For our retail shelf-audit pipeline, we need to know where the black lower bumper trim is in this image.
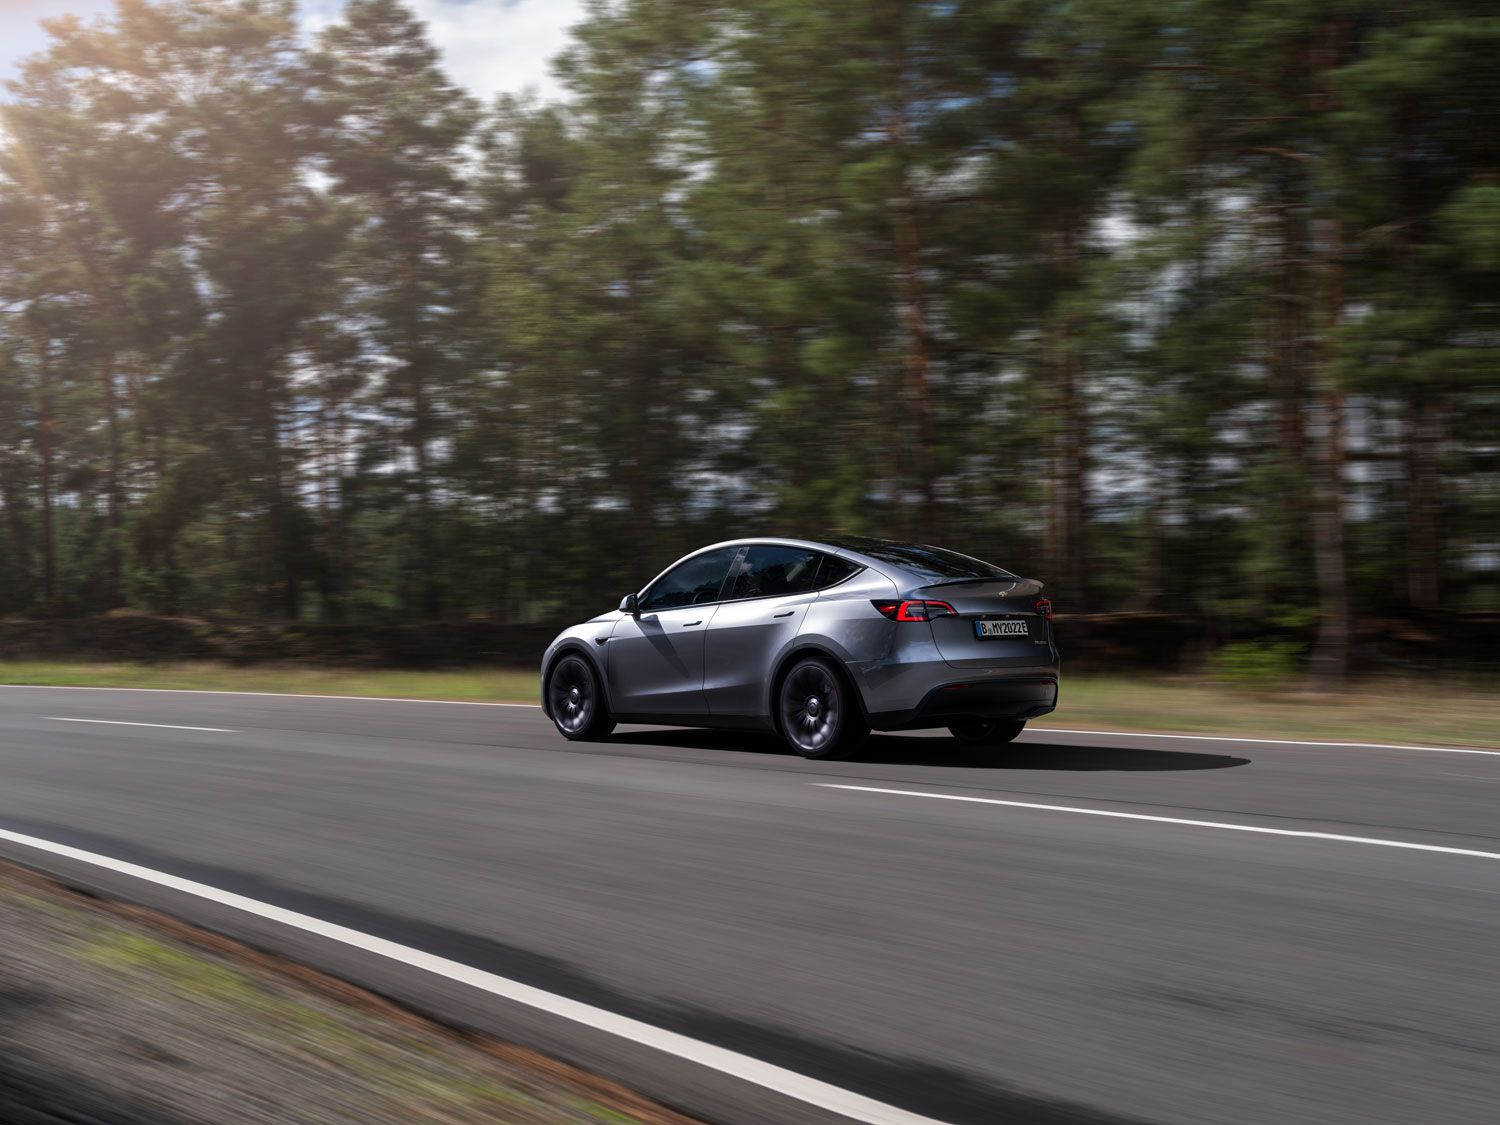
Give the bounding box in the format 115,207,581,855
869,677,1058,731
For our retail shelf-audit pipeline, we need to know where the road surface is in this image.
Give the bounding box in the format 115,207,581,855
0,685,1497,1124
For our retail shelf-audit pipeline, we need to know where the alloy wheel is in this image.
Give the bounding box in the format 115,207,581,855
548,656,596,736
781,661,842,755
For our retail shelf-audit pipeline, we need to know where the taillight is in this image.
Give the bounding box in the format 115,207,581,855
872,599,957,622
1035,598,1053,621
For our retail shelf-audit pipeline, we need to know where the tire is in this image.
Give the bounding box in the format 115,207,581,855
948,719,1026,745
777,657,867,760
545,654,616,741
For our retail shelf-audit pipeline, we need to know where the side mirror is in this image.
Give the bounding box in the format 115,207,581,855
619,593,639,615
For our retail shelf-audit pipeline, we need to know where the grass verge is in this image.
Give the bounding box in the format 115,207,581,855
1044,675,1496,749
0,660,1493,748
0,659,539,703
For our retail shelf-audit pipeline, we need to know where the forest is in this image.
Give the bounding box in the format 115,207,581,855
0,0,1495,682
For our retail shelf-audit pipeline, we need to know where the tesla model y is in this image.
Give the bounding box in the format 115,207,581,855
541,536,1058,758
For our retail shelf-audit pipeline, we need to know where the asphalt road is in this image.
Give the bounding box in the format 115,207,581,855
1,686,1497,1125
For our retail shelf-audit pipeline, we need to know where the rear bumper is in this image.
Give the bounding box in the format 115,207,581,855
867,676,1058,731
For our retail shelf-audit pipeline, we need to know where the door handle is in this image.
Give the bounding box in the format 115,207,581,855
682,620,702,627
772,610,794,618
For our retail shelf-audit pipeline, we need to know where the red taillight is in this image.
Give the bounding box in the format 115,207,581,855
1035,598,1053,621
872,599,957,622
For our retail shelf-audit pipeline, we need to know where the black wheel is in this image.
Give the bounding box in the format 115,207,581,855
948,719,1026,745
546,655,615,741
777,657,867,760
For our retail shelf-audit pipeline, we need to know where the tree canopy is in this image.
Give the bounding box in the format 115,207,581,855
1,0,1495,680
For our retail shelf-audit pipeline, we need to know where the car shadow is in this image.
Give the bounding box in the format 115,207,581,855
609,728,1249,771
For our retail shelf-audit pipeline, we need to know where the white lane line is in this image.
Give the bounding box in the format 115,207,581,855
0,828,941,1125
10,685,536,707
45,717,237,734
818,784,1500,863
1029,727,1500,757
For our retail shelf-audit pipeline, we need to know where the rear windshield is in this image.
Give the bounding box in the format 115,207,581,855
827,538,1014,582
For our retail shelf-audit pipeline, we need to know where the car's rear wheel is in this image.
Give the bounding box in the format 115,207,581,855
546,654,616,741
948,718,1026,745
778,657,867,759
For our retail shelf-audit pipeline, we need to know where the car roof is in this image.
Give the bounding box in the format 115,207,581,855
689,534,881,556
686,534,939,570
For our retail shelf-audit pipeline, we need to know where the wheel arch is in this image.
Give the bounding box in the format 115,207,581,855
766,642,868,731
541,643,612,720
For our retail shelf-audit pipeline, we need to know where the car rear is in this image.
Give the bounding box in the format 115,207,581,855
823,538,1059,730
905,577,1053,670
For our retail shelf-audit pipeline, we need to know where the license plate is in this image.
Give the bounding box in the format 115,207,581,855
975,618,1028,639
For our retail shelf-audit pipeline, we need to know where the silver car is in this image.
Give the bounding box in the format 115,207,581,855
540,536,1059,759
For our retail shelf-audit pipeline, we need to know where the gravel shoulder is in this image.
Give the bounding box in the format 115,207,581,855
0,862,694,1125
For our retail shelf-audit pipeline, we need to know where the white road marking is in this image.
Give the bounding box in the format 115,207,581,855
819,784,1500,863
1028,727,1500,756
45,717,237,733
0,828,942,1125
13,685,537,707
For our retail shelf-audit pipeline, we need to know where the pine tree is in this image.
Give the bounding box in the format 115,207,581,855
316,0,479,619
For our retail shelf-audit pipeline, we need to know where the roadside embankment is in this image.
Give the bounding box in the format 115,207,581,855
0,862,692,1125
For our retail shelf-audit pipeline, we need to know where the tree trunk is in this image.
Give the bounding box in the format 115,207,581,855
412,378,440,620
336,435,353,624
0,472,33,613
100,356,123,607
1138,465,1165,611
1047,311,1088,610
1306,18,1354,687
1307,215,1349,687
1405,395,1441,609
1269,172,1310,592
1395,93,1440,612
81,239,126,609
888,29,936,539
398,228,441,621
895,190,936,539
37,343,57,618
891,156,936,540
256,363,296,619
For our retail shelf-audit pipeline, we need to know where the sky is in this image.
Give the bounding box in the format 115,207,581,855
0,0,585,101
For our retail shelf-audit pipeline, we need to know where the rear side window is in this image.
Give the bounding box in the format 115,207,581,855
814,555,861,588
728,545,822,600
726,547,864,600
642,547,740,611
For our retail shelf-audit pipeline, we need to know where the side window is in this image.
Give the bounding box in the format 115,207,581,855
640,548,739,612
813,555,861,589
728,545,822,600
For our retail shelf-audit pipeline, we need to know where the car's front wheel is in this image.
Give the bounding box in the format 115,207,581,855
546,654,616,741
778,657,867,759
948,718,1026,745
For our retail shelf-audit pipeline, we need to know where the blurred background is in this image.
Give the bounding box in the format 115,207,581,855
0,0,1495,684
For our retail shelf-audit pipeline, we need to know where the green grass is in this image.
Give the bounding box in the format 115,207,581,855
0,660,538,703
1,660,1494,748
1043,675,1497,749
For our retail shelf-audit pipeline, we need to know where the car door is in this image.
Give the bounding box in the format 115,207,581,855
703,545,826,717
606,546,741,717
